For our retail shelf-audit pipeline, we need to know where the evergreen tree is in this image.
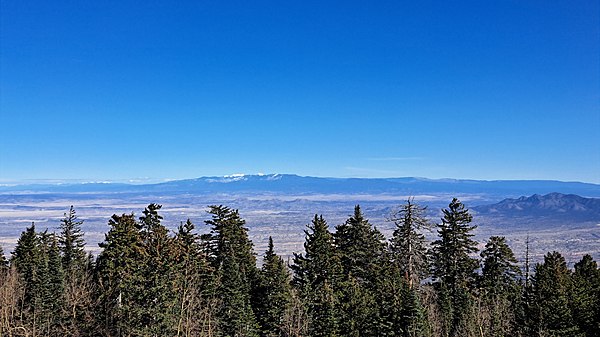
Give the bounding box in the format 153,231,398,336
430,198,479,337
389,198,432,288
58,205,87,276
136,203,178,336
95,213,145,336
533,251,581,336
11,224,66,334
479,236,521,336
334,205,386,285
205,205,260,337
11,222,42,311
337,273,378,337
515,235,536,336
400,282,429,337
480,236,520,293
255,237,293,337
386,199,432,337
42,233,66,334
172,219,216,336
291,214,342,337
375,259,406,336
571,254,600,337
219,246,261,336
333,205,385,336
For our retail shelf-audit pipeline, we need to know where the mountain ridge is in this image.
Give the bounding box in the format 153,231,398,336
473,192,600,222
1,174,600,198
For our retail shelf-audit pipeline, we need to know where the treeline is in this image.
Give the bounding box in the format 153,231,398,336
0,199,599,337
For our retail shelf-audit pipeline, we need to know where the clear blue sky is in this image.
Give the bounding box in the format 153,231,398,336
1,1,599,183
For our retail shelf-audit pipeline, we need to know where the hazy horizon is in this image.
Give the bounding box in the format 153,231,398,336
1,172,600,187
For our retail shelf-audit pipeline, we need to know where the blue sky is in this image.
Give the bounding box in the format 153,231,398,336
1,1,599,183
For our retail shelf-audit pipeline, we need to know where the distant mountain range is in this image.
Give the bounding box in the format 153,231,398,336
473,193,600,222
2,174,600,199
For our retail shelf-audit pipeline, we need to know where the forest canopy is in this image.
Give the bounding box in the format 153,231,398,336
1,199,599,337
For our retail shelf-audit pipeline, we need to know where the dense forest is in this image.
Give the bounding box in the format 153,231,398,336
0,198,599,337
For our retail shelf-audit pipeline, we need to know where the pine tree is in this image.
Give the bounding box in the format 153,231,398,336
95,213,145,336
389,198,432,288
400,283,429,337
255,237,293,337
375,259,406,336
480,236,520,293
58,205,87,276
386,198,432,337
291,214,342,337
571,254,600,337
205,205,260,337
334,205,386,285
42,233,66,335
533,251,581,336
220,246,261,336
333,205,385,336
430,198,479,337
172,219,216,336
137,203,178,336
337,273,379,337
479,236,521,336
11,222,42,311
515,235,536,336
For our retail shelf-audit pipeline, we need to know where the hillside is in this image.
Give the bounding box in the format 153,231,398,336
473,192,600,222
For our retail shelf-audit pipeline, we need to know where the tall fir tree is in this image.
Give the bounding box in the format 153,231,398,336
255,237,293,337
386,199,432,336
291,214,342,337
334,205,386,285
430,198,479,337
42,233,66,335
479,236,521,336
58,205,87,276
533,251,581,336
205,205,260,337
11,222,42,312
136,203,178,336
333,205,385,336
389,198,432,288
95,213,146,336
172,219,217,336
571,254,600,337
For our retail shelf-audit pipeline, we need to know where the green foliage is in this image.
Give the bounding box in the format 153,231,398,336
389,198,432,288
533,251,581,336
571,254,600,337
95,213,145,336
3,201,597,337
255,237,293,337
11,223,42,310
430,198,479,337
337,274,379,336
172,219,217,336
291,214,342,337
480,236,520,293
479,236,521,336
10,224,66,334
334,205,386,286
205,205,260,336
334,205,386,336
375,261,406,336
58,205,87,276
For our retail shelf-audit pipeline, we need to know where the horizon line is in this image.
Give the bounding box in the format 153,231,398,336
0,173,599,187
